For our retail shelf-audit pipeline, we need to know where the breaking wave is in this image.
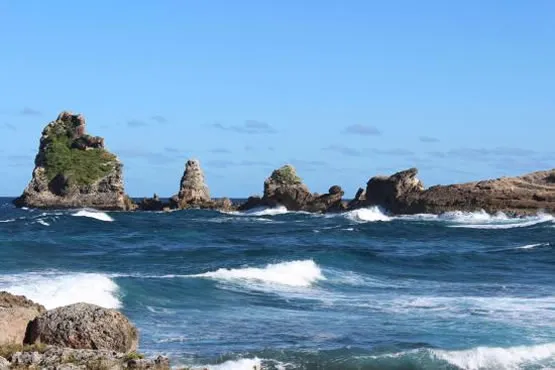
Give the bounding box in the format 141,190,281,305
448,212,553,229
0,272,121,309
344,207,391,222
72,209,114,222
191,260,325,287
430,342,555,370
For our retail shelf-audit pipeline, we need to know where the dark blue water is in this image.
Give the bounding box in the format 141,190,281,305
1,198,554,369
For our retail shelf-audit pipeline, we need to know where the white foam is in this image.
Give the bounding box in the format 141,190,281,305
344,207,391,222
206,358,262,370
242,205,289,216
450,213,553,229
0,272,121,309
36,219,50,226
72,209,114,222
192,260,325,287
516,243,548,250
431,342,555,370
0,219,15,223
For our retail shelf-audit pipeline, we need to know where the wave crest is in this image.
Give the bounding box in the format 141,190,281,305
193,260,325,287
344,207,391,222
0,272,121,309
72,209,114,222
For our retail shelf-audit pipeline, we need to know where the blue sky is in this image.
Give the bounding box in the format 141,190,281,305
1,0,554,197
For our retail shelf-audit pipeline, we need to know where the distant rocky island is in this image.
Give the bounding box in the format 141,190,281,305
14,111,555,215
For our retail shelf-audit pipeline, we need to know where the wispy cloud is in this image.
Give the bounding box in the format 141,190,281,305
322,145,362,157
127,119,148,128
151,115,168,124
419,136,440,143
20,107,41,116
4,123,16,131
342,124,381,136
164,147,181,153
210,120,276,134
116,148,177,165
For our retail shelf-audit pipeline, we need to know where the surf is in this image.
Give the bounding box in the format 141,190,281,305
0,272,121,309
72,209,114,222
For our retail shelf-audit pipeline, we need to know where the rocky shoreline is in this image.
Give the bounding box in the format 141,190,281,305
13,111,555,216
0,292,170,370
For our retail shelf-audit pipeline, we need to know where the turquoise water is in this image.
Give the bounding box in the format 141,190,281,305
1,199,554,369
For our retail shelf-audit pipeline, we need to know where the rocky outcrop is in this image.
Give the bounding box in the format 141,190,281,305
238,165,345,212
352,167,555,215
25,303,138,353
14,111,134,210
169,159,210,208
138,194,165,211
0,292,46,346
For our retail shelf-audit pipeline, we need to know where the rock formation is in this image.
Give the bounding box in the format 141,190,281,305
351,167,555,215
0,291,168,369
169,159,210,208
14,111,134,210
0,292,45,346
25,303,138,353
238,164,346,212
138,193,165,211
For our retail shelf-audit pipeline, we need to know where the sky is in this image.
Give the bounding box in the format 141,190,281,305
0,0,554,197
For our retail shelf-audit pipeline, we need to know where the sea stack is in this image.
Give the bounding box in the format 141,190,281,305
350,167,555,215
14,111,134,210
239,164,345,212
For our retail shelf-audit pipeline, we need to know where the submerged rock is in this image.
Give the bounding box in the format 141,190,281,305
25,302,138,353
351,167,555,215
239,164,345,212
14,111,134,210
0,291,46,346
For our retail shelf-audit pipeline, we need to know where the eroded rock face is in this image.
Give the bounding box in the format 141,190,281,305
169,159,210,209
351,167,555,215
403,168,555,215
239,165,345,212
138,194,164,211
25,303,138,353
361,168,424,213
0,292,46,346
14,111,134,210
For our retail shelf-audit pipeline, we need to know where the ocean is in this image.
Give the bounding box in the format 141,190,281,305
0,197,554,369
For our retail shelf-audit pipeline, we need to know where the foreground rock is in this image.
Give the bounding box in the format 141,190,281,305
352,168,555,215
14,111,135,210
4,346,169,370
0,292,45,346
25,303,138,353
239,164,346,212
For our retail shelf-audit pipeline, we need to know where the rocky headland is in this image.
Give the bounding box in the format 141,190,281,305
14,112,134,211
0,292,169,370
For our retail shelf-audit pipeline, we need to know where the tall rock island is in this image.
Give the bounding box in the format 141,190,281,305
14,111,134,210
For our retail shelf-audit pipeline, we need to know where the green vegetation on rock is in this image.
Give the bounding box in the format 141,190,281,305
43,131,116,186
270,164,302,185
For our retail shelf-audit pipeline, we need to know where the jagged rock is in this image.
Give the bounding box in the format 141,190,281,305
362,168,424,213
138,194,165,211
169,159,211,209
8,346,169,370
25,303,138,353
352,167,555,215
239,165,345,212
306,185,346,212
14,111,134,210
0,291,46,346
